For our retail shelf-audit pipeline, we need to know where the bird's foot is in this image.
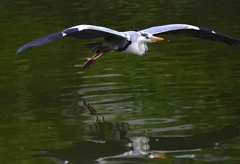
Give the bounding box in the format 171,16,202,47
82,54,98,69
82,58,95,69
82,53,104,70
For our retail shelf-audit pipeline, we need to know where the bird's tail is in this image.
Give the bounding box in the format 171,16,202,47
84,42,103,53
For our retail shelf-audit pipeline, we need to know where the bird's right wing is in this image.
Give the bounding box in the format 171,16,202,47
17,25,128,53
141,24,240,46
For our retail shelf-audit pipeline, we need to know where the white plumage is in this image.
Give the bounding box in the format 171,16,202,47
17,24,240,69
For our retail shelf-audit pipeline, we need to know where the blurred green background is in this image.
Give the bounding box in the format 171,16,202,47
1,0,240,163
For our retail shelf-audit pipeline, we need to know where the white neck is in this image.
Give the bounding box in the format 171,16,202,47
138,40,148,56
122,37,148,56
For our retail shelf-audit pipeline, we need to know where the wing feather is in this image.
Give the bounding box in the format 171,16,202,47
141,24,240,46
17,25,128,53
16,31,63,53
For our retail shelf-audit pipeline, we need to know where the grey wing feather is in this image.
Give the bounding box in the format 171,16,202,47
63,25,126,40
84,42,103,53
141,24,240,46
17,25,128,53
16,31,63,53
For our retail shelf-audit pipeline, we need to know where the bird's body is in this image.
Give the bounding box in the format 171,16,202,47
17,24,240,69
123,31,149,56
84,30,149,56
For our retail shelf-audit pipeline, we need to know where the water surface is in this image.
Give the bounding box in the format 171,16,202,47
1,0,240,163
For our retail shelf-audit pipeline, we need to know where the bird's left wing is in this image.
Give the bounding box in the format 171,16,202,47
17,25,128,53
141,24,240,46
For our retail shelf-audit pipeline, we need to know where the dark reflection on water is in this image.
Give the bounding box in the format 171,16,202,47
1,0,240,164
31,100,240,164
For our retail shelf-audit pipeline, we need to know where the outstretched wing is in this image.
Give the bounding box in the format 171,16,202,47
141,24,240,46
16,25,128,53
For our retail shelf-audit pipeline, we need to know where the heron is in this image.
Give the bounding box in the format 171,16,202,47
17,24,240,69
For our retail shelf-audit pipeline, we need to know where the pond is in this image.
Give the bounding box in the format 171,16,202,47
1,0,240,163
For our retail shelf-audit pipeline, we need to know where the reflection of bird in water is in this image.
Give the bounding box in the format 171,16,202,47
100,116,130,131
83,100,130,133
100,116,114,131
87,116,108,133
148,152,166,158
88,116,101,132
87,115,130,133
83,100,114,132
95,116,109,132
32,124,240,163
82,100,97,115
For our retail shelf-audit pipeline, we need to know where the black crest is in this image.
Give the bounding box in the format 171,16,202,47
140,33,148,37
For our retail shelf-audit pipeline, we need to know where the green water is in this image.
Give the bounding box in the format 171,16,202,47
1,0,240,163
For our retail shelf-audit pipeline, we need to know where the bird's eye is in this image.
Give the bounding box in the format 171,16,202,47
146,36,149,39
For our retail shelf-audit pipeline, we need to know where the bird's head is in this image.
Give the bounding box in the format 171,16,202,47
139,32,164,43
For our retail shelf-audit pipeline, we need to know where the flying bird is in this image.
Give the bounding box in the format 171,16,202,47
17,24,240,69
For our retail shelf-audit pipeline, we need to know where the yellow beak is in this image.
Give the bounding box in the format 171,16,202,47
149,36,164,41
